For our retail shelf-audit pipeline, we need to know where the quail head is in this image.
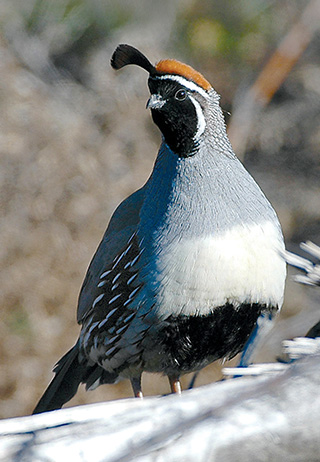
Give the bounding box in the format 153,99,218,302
33,44,286,413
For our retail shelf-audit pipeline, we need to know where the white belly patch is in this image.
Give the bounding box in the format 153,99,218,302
143,221,286,317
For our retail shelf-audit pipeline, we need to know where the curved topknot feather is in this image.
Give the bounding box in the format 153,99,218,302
111,44,155,74
111,44,212,93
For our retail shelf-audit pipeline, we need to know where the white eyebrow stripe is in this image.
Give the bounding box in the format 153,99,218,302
154,74,210,99
189,95,206,140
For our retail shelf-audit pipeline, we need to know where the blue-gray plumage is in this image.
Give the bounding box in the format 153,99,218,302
33,45,286,413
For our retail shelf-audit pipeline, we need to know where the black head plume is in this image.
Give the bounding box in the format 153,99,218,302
111,44,156,75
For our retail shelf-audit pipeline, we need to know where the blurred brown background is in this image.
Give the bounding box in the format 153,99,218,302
1,0,320,418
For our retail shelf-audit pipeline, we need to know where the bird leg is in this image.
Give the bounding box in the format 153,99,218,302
168,375,182,394
131,376,143,398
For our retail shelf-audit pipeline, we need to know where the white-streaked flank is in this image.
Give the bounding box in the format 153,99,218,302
92,293,104,308
108,294,122,305
100,269,111,279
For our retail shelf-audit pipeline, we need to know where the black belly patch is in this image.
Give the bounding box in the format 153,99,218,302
155,303,277,374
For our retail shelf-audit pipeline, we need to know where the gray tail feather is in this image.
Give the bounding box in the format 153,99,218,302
33,342,84,414
33,341,119,414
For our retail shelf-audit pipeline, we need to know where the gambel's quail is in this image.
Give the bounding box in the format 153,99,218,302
33,44,286,413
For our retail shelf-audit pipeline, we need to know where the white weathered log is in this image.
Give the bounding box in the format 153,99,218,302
284,241,320,286
0,354,320,462
282,336,320,359
223,337,320,375
223,362,287,376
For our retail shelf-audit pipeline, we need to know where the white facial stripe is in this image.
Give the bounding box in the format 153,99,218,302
154,74,209,99
189,95,206,140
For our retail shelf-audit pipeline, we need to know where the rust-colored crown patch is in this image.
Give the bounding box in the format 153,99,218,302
155,59,212,91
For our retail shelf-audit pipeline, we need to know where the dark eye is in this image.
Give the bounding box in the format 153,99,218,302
175,89,187,101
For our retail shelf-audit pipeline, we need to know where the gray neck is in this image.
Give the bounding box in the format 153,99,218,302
139,121,279,244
